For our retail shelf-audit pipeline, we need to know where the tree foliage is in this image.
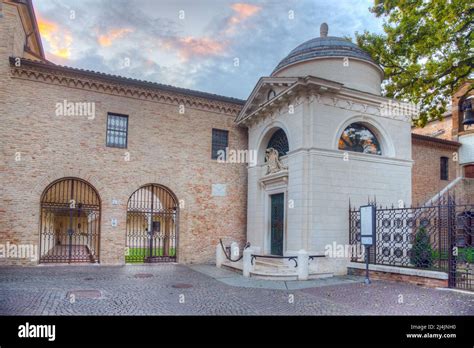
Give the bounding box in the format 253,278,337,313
410,227,433,268
356,0,473,126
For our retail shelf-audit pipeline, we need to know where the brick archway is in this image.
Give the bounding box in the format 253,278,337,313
125,184,179,263
39,177,101,263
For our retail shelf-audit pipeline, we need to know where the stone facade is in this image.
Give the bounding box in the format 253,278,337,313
0,1,247,266
238,27,413,275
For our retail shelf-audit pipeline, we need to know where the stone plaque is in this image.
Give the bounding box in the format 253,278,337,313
212,184,227,197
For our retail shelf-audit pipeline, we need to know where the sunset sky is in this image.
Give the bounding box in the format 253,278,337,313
33,0,383,99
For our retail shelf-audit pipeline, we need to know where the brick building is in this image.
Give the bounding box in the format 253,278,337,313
411,81,474,205
411,134,460,204
1,0,247,265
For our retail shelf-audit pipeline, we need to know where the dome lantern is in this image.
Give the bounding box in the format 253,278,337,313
320,23,328,38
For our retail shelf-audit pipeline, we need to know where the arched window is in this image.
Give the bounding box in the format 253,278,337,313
267,89,276,100
338,123,381,155
460,96,474,130
267,128,289,157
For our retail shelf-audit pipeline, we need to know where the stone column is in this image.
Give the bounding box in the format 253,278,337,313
297,249,309,280
216,243,225,268
243,248,254,277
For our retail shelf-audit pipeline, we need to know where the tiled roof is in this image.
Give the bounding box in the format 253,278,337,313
11,57,246,106
412,133,461,147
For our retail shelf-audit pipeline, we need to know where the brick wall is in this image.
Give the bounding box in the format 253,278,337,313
0,3,248,265
452,82,474,138
411,135,460,205
412,116,453,140
347,268,448,288
453,178,474,204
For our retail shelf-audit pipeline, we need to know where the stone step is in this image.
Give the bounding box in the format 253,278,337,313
220,260,334,281
254,258,289,269
251,269,334,281
308,273,334,280
254,266,297,274
250,269,298,281
254,256,285,264
221,261,243,272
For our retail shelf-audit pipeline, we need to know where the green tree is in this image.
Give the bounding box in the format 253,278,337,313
356,0,473,126
410,227,434,268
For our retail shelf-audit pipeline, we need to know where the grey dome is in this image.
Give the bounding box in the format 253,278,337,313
272,25,378,75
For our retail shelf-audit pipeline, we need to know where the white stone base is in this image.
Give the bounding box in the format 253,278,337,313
347,262,448,280
309,257,349,276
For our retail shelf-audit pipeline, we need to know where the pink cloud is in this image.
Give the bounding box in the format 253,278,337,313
37,16,73,59
161,36,227,61
98,28,134,47
228,3,261,28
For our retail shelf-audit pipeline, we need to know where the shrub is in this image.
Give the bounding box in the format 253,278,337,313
458,247,474,263
410,227,433,268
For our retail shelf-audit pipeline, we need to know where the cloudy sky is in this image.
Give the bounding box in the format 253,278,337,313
33,0,384,99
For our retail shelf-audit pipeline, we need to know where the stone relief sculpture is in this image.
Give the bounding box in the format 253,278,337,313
265,148,287,174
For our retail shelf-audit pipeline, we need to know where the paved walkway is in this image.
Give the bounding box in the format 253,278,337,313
0,264,472,315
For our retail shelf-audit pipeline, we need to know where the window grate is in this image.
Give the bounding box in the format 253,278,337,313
211,129,228,160
106,113,128,148
267,129,289,157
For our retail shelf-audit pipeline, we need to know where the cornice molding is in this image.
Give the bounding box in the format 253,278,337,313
239,77,413,126
10,63,242,116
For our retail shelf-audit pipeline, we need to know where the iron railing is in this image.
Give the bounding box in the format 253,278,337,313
251,254,298,267
219,239,250,262
250,254,325,268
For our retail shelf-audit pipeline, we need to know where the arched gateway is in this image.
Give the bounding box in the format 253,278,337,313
126,184,179,263
39,178,101,263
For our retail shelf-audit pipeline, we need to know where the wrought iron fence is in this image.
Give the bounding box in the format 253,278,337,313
349,195,474,291
450,201,474,290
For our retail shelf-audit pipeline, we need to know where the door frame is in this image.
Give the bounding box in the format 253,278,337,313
265,189,287,255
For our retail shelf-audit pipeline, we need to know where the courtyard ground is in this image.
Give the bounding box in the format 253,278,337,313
0,264,472,315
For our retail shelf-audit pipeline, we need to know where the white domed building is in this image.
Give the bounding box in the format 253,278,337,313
236,24,413,276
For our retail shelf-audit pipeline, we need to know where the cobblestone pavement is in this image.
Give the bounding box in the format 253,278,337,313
0,264,472,315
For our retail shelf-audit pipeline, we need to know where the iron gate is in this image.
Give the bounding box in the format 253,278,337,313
450,200,474,290
126,184,178,263
40,178,101,263
349,196,474,291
